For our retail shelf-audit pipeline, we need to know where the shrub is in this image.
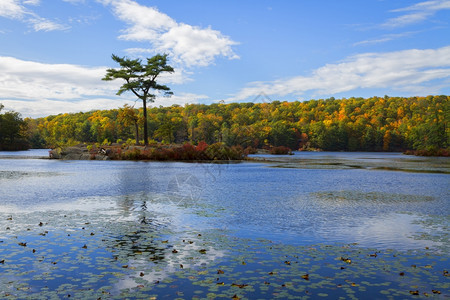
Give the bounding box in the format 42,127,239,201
244,146,257,155
104,142,248,161
231,145,245,159
125,138,136,146
181,143,197,160
196,141,209,152
122,147,141,160
205,142,245,160
269,146,292,155
404,148,449,157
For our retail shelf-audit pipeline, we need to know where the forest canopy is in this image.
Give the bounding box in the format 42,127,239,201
20,95,450,153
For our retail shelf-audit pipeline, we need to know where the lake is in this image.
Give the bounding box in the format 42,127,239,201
0,150,448,299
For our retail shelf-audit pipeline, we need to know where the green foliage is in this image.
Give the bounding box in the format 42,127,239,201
25,95,449,152
0,104,29,150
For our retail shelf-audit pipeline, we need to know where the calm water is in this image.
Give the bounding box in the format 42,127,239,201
0,151,448,298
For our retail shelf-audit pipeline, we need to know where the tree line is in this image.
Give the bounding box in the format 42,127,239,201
22,95,448,152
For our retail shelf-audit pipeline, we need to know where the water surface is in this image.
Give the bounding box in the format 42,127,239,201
0,151,448,298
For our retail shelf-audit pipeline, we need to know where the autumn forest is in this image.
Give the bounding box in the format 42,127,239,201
0,95,437,154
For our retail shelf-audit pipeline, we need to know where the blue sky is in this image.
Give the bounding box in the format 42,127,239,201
0,0,449,118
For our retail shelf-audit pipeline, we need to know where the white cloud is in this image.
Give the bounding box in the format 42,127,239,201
229,46,450,101
353,31,419,46
0,0,69,31
108,0,239,68
30,17,70,31
0,0,26,19
0,56,117,101
392,0,450,12
382,0,450,28
23,0,40,5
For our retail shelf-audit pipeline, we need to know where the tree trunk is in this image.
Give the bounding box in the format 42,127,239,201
134,121,139,145
143,98,148,146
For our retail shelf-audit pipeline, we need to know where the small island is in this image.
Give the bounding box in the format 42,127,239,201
49,142,247,161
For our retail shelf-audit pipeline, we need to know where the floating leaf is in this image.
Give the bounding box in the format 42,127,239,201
231,283,248,288
340,257,352,264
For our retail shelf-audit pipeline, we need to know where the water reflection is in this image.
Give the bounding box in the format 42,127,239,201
0,149,50,158
0,192,228,296
111,228,166,261
0,153,448,252
318,212,444,250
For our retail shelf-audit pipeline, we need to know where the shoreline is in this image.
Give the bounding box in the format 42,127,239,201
2,147,448,161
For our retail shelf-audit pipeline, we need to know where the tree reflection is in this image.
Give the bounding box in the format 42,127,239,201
111,194,167,262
